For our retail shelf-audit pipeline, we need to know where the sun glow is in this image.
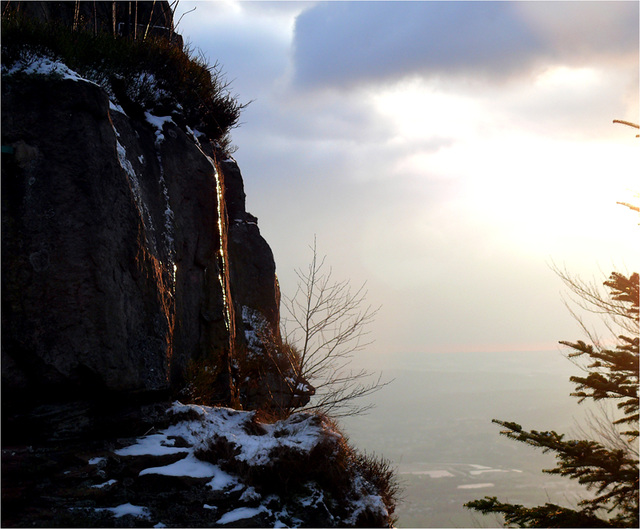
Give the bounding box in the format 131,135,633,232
535,65,601,88
365,78,640,277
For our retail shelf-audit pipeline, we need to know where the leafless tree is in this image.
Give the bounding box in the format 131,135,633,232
551,262,638,346
279,238,389,417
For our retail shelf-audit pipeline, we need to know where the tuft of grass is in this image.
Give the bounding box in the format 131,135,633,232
179,354,224,406
353,450,401,526
195,433,241,464
1,12,247,152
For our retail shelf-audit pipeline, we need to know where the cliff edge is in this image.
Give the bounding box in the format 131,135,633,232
0,3,396,526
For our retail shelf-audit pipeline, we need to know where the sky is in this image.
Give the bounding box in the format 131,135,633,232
174,1,639,360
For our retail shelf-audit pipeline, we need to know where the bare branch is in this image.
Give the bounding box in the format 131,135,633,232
279,237,387,417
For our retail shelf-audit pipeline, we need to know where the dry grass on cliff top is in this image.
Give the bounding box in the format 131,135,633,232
1,11,247,151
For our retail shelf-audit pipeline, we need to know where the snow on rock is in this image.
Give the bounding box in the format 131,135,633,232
2,55,98,85
91,479,117,489
142,111,177,273
144,112,174,145
140,453,219,478
241,306,270,358
208,468,240,492
114,402,332,473
109,100,126,115
115,433,189,457
165,402,332,467
19,403,393,527
239,486,261,503
112,129,157,249
217,505,270,525
95,503,151,520
344,475,390,526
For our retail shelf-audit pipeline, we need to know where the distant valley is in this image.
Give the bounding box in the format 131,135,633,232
341,350,596,527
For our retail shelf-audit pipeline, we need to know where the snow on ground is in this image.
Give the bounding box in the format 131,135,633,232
120,402,332,469
216,505,270,525
140,453,220,479
91,479,117,489
107,402,344,525
115,433,188,457
115,401,331,478
208,467,240,492
95,503,151,519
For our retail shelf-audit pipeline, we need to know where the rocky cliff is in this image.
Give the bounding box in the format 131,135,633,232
1,66,307,439
0,3,396,526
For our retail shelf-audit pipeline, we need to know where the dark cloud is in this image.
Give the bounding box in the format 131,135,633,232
175,1,293,100
292,1,638,89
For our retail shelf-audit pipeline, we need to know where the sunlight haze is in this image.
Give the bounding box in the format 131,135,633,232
175,0,639,357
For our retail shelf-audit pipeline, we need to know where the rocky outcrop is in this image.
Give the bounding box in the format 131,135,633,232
0,8,397,528
1,403,395,528
1,60,310,442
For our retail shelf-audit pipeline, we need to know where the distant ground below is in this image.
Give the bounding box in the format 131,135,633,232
340,350,596,527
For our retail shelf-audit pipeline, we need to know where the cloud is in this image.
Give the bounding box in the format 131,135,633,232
291,1,638,89
175,1,300,99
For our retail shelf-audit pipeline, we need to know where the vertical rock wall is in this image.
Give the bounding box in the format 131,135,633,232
1,71,289,438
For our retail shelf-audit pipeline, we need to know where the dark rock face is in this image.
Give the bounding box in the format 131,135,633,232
1,76,168,396
1,70,294,440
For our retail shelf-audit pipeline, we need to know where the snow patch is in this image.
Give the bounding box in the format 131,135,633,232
124,402,331,470
91,479,117,489
95,503,151,519
111,124,159,254
144,112,174,145
216,505,269,525
242,306,270,358
109,100,126,115
2,55,97,85
115,433,189,457
344,475,389,525
140,453,219,478
239,486,261,502
142,111,176,272
186,126,206,142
